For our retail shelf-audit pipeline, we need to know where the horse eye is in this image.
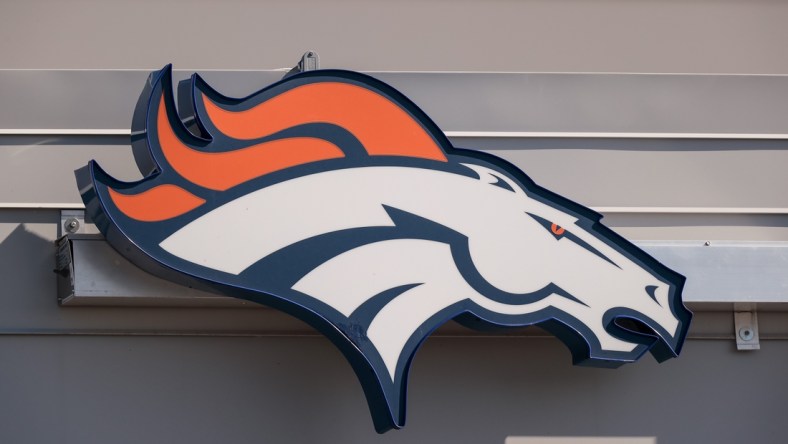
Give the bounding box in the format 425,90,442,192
526,212,620,267
526,213,568,239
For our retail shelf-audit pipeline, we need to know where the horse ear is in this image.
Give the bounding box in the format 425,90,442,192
131,65,210,177
190,73,227,140
177,75,210,139
130,66,168,177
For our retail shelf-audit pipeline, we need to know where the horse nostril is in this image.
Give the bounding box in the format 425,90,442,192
645,285,659,304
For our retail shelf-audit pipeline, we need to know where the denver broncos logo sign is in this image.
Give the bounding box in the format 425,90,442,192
76,65,691,433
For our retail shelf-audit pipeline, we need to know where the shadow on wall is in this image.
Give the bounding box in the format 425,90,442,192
0,218,58,307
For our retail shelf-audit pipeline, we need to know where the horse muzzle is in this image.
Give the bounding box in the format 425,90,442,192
603,283,693,362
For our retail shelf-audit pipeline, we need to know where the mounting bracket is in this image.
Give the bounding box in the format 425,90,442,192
284,51,320,78
733,303,760,350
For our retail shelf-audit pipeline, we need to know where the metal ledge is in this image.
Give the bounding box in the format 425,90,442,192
640,240,788,308
56,233,788,311
56,235,255,308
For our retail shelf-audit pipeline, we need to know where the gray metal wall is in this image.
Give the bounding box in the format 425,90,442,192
2,1,788,443
2,0,788,74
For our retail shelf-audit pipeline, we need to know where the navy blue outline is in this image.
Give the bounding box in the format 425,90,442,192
76,65,692,433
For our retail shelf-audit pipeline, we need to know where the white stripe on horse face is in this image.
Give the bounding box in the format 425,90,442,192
159,165,551,278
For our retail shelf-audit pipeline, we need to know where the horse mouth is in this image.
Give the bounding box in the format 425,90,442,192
603,307,690,362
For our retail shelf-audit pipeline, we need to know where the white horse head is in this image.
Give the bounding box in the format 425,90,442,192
77,66,691,433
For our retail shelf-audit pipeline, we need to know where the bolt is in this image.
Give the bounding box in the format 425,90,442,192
704,241,711,246
738,327,754,341
64,218,80,233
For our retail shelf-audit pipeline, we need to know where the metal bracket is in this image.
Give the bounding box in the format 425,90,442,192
284,51,320,78
56,210,253,307
733,303,760,350
59,209,100,237
60,209,85,236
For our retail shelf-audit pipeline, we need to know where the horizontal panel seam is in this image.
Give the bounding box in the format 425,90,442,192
3,129,788,140
4,203,788,214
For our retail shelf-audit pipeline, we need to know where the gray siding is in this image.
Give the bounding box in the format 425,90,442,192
1,336,786,444
2,0,788,74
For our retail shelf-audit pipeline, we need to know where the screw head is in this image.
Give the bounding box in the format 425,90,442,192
739,327,754,341
64,218,80,233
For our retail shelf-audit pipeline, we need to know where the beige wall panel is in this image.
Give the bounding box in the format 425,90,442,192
1,0,788,74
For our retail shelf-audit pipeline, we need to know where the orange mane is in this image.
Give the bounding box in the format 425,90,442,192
201,82,447,162
109,70,449,222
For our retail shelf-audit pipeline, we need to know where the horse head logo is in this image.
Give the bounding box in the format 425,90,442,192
76,65,691,433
